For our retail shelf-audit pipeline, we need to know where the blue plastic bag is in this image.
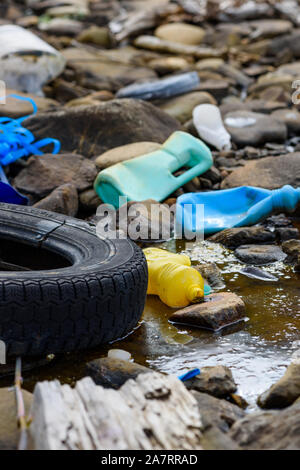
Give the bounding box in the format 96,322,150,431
0,94,60,205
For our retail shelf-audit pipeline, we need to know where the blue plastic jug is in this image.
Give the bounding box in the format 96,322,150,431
176,185,300,236
94,131,213,208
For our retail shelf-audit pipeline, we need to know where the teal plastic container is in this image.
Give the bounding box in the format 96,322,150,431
176,185,300,236
94,131,213,208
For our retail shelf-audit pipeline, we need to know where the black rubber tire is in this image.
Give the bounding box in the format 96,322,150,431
0,204,148,357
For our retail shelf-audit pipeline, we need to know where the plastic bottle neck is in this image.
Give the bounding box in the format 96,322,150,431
187,285,204,303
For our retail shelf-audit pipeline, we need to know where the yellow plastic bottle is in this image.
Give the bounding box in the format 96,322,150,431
143,248,205,308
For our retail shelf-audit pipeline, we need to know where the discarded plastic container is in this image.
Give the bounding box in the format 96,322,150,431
94,131,213,208
193,104,231,151
176,185,300,236
144,247,210,308
0,25,66,95
0,166,27,205
0,94,61,204
116,71,200,100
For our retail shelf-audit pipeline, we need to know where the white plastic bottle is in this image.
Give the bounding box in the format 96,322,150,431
0,25,66,95
193,103,232,151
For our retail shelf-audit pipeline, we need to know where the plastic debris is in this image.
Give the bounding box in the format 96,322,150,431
143,247,211,308
107,349,132,361
116,71,200,100
193,103,232,151
0,166,27,205
0,25,66,95
239,266,278,282
0,94,61,204
176,185,300,236
178,368,201,382
94,131,213,208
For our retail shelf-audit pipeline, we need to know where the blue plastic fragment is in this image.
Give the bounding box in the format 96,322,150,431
0,166,28,205
178,368,201,382
0,94,61,205
176,185,300,236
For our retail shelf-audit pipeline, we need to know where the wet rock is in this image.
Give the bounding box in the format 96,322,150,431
0,90,58,119
14,153,97,199
271,108,300,135
229,401,300,450
224,110,287,147
276,227,300,242
79,188,102,212
169,292,246,331
34,183,78,216
0,387,33,450
194,263,225,289
220,1,274,22
257,85,291,104
62,47,157,87
240,266,278,282
192,390,245,434
235,244,286,265
134,35,225,59
258,353,300,409
154,23,205,45
221,153,300,189
95,141,161,169
77,26,112,47
85,357,151,389
117,199,174,242
65,91,114,108
282,239,300,270
267,29,300,58
158,91,216,124
247,19,293,39
184,365,237,398
24,100,181,158
39,18,84,36
220,98,285,116
196,79,230,101
148,57,191,75
200,424,241,450
209,226,275,249
51,78,90,103
201,166,222,184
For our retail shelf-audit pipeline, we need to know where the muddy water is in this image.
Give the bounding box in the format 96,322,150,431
2,223,300,410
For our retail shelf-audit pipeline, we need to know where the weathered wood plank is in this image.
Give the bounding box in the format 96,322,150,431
30,372,203,450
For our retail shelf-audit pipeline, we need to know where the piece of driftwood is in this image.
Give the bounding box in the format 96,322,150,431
30,372,203,450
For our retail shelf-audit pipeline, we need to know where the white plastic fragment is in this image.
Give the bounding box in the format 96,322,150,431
193,103,232,151
0,25,66,95
107,349,132,361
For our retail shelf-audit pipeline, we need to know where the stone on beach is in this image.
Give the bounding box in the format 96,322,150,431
86,357,151,389
95,141,161,169
14,153,97,199
24,100,180,158
209,226,275,249
234,244,286,265
169,292,246,331
184,365,237,398
258,353,300,409
221,153,300,189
